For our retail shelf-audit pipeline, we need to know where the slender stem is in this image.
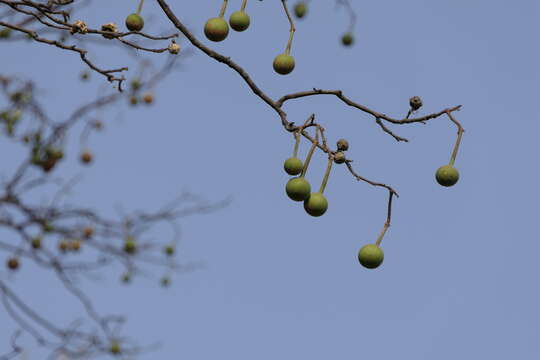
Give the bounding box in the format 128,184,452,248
241,0,248,12
219,0,229,18
293,131,300,157
375,191,393,246
136,0,145,15
300,129,319,178
319,157,333,193
281,0,296,54
446,111,464,166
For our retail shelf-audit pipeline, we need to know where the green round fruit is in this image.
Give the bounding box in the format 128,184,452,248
110,342,121,355
303,192,328,217
341,32,354,46
31,236,42,249
204,17,229,42
358,244,384,269
165,245,175,256
334,152,346,164
125,13,144,32
294,2,307,19
284,157,304,175
229,11,250,32
124,240,137,254
273,53,295,75
286,177,311,201
435,165,459,187
121,273,131,283
161,276,171,287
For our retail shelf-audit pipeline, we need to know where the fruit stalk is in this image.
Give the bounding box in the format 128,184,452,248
319,157,333,193
292,131,300,157
375,191,394,246
281,0,296,54
219,0,229,18
449,126,463,167
300,130,319,177
136,0,145,15
375,222,389,247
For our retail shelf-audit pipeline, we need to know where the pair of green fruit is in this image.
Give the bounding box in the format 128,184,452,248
284,158,328,217
204,11,250,42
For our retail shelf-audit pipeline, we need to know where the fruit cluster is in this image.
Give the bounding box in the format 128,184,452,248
293,2,355,47
202,1,355,76
282,101,461,270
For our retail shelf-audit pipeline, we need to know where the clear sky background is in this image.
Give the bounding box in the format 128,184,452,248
1,0,540,359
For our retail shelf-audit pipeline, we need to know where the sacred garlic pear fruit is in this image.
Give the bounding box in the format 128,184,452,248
110,342,121,355
409,96,422,110
435,165,459,187
334,152,346,164
336,138,349,151
121,273,131,283
303,192,328,217
165,245,175,256
161,276,171,287
285,177,311,201
204,17,229,42
83,226,93,238
7,257,19,270
229,11,250,32
31,236,42,249
358,244,384,269
124,239,137,254
80,151,92,164
125,13,144,31
273,53,295,75
294,2,307,19
284,157,304,175
142,92,154,104
341,32,354,46
70,240,81,252
58,240,68,252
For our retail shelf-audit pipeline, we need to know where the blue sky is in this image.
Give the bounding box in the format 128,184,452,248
1,0,540,359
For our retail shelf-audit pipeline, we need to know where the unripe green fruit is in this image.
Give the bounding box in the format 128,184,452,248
294,2,307,19
336,138,349,151
165,245,175,256
161,276,171,287
125,13,144,32
124,240,137,254
358,244,384,269
273,53,295,75
284,157,304,175
286,177,311,201
334,152,346,164
31,236,42,249
204,17,229,42
341,32,354,46
229,11,250,32
303,192,328,217
110,342,121,355
435,165,459,187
